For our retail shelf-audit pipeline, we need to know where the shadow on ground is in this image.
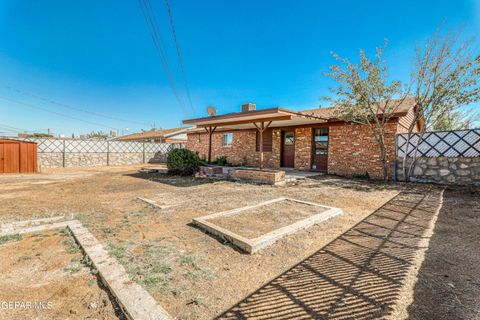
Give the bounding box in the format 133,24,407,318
216,188,443,320
125,172,215,187
307,175,399,193
407,187,480,320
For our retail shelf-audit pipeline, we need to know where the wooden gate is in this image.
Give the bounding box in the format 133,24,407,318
0,139,37,173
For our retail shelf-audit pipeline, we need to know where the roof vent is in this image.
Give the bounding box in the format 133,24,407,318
241,103,256,112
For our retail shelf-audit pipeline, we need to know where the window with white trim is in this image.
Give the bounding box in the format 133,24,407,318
222,133,233,147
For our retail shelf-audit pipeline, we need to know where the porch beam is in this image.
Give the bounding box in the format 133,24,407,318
204,126,217,164
254,121,272,170
194,116,291,128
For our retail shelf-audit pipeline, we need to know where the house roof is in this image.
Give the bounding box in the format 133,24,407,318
299,97,417,120
183,98,418,131
182,108,328,130
116,127,192,141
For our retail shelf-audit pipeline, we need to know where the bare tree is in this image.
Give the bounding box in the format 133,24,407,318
402,28,480,180
324,42,410,182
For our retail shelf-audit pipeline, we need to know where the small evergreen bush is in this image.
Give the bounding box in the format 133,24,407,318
351,171,370,180
167,149,201,176
212,156,229,166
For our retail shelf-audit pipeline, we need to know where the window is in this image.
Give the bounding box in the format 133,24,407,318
314,128,328,155
222,133,233,147
284,132,295,145
256,129,273,152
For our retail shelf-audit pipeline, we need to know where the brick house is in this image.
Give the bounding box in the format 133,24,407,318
183,100,422,179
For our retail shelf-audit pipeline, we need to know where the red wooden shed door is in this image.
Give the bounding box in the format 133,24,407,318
281,131,295,168
1,142,20,173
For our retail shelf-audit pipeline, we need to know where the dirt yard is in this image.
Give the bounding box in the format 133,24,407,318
211,199,329,239
0,229,123,320
0,165,400,319
0,165,477,320
407,186,480,320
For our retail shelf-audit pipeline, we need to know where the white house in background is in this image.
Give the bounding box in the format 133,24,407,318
115,126,193,144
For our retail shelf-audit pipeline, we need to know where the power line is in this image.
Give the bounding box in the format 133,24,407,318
165,0,196,116
0,96,121,131
137,0,189,117
140,0,189,116
0,122,28,132
0,122,50,134
2,85,151,127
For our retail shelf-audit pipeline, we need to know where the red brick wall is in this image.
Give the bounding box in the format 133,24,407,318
186,130,281,167
327,122,398,179
187,120,405,179
294,127,312,170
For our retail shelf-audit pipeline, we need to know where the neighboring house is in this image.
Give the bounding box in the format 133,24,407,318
183,101,423,179
115,127,193,143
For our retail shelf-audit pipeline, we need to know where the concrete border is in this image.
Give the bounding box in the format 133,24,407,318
0,219,173,320
1,215,66,234
136,197,179,210
193,197,342,253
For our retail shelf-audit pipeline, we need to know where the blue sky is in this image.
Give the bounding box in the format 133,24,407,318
0,0,478,136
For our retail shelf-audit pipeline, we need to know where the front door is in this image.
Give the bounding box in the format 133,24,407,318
281,131,295,168
312,128,328,172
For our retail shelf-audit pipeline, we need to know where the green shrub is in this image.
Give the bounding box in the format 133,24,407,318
167,148,201,176
351,171,370,180
212,156,229,166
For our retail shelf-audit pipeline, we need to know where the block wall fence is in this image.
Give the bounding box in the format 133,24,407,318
395,129,480,186
13,138,184,170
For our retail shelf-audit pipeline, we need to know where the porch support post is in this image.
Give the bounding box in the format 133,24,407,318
253,121,272,170
205,126,216,164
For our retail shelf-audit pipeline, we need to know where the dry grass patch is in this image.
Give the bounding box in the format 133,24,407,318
0,229,124,319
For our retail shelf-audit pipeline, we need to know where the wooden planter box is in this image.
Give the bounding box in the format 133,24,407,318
228,168,285,185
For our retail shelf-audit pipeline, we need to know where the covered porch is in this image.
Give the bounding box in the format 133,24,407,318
183,107,328,170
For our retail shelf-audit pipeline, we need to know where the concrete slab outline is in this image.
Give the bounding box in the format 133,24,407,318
136,197,179,210
0,215,66,234
0,219,173,320
192,197,342,253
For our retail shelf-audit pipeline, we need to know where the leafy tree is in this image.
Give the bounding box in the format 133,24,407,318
432,109,478,131
26,133,53,138
324,41,409,182
402,28,480,179
85,131,109,140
